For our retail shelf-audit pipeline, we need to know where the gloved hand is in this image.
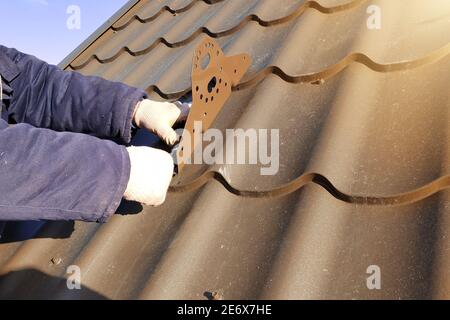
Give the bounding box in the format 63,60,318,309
123,146,174,206
133,99,190,145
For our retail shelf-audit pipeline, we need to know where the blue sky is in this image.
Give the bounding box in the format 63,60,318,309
1,0,129,65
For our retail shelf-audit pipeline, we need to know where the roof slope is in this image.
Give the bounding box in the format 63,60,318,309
1,0,450,299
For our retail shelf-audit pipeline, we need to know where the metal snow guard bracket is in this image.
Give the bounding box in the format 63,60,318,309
176,37,252,173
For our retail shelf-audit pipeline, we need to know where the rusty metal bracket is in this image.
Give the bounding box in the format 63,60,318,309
176,37,251,173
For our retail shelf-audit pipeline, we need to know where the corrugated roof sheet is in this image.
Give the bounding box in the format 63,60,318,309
1,0,450,299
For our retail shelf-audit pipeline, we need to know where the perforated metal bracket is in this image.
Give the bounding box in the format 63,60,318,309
176,37,252,173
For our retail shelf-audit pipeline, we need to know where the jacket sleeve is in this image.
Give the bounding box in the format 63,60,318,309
0,45,146,144
0,120,130,222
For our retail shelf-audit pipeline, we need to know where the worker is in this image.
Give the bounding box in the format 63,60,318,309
0,45,187,223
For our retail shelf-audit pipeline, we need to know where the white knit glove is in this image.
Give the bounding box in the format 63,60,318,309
133,99,190,145
123,146,174,206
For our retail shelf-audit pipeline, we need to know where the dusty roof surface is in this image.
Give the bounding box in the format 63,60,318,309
1,0,450,299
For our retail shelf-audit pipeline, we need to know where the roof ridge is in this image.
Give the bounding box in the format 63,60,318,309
170,171,450,205
112,0,225,32
70,0,367,70
141,42,450,100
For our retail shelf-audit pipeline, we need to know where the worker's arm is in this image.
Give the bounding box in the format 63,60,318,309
1,45,144,144
0,119,173,222
0,119,129,222
0,45,181,219
1,45,191,145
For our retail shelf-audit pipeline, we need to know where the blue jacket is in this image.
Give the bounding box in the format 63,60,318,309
0,45,147,223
